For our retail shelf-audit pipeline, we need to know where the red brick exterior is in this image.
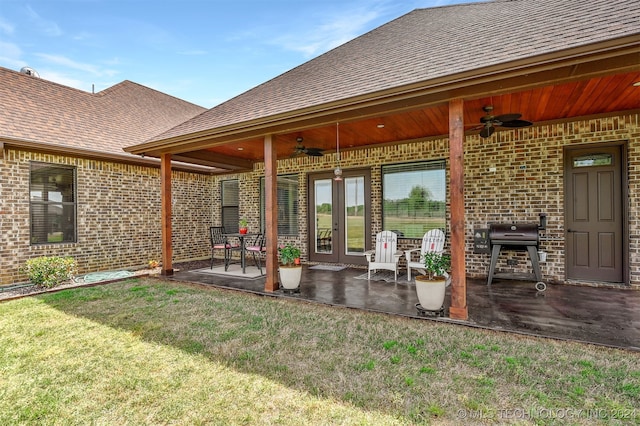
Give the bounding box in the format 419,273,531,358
219,113,640,289
2,113,638,288
0,149,211,285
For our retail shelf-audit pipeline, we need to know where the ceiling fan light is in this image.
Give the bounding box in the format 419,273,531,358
334,167,343,181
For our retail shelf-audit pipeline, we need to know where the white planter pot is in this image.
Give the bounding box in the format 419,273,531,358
279,265,302,289
415,275,446,311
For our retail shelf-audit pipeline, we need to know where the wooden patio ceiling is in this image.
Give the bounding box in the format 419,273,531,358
171,70,640,172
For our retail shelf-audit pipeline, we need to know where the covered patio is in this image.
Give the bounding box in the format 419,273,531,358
168,263,640,352
126,1,640,325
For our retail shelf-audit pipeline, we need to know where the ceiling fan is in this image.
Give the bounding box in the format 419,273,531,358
293,137,323,156
476,105,533,138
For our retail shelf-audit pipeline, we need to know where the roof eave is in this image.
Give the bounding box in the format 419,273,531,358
125,35,640,158
0,137,221,174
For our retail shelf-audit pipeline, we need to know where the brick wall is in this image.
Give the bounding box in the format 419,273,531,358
0,150,212,285
215,112,639,288
2,112,638,287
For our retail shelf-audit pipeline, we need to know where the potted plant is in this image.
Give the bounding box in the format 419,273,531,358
414,251,451,312
278,243,302,289
238,218,248,234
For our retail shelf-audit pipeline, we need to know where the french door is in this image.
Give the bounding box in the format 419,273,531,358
308,169,371,265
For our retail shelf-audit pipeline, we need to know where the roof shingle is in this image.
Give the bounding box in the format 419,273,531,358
149,0,640,142
0,67,206,156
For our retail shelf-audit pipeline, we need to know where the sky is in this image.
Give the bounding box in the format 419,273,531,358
0,0,475,108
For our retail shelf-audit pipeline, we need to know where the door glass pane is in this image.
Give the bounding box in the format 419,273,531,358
345,176,365,254
573,153,613,168
314,179,333,253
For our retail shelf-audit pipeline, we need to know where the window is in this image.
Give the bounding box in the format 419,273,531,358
573,153,613,168
260,174,299,236
29,162,76,244
382,160,446,238
221,180,239,232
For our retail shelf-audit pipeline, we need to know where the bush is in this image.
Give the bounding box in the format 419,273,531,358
21,256,78,288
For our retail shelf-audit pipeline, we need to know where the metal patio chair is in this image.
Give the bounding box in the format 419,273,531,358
245,233,267,275
209,226,240,270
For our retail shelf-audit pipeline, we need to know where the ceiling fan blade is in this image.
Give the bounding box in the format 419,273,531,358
494,113,521,123
304,148,324,156
499,119,533,128
479,125,495,138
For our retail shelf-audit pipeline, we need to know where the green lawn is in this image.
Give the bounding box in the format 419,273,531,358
317,213,445,243
0,278,638,425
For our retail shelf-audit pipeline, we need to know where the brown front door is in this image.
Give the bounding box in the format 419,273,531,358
308,169,371,265
564,145,624,282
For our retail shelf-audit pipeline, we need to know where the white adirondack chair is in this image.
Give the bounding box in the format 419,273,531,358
364,231,403,281
405,229,450,285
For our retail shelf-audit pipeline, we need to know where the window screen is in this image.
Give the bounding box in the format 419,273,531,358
260,174,299,236
221,179,239,232
29,162,77,244
382,160,446,238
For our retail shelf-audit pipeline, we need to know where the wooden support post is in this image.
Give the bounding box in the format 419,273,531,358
160,153,173,276
448,98,468,320
264,135,279,291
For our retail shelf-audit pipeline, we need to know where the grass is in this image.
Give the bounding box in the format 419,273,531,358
0,278,638,425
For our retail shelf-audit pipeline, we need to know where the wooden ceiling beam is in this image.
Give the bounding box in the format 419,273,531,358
171,150,254,170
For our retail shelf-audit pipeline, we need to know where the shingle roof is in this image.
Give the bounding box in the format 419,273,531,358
0,66,206,156
149,0,640,143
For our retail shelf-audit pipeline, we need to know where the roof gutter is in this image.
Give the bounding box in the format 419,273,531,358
125,35,640,158
0,137,220,174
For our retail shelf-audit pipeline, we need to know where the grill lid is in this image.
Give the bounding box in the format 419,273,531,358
489,223,539,242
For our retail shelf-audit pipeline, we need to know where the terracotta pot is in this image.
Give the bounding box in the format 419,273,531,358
279,264,302,289
239,228,248,234
414,275,446,311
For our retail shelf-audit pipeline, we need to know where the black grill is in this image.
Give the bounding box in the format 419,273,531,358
489,223,539,246
487,215,546,285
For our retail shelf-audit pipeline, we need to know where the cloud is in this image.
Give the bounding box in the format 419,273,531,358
37,68,89,91
0,40,22,60
268,3,388,57
35,53,119,77
0,40,26,70
0,17,15,35
72,31,93,41
25,5,62,37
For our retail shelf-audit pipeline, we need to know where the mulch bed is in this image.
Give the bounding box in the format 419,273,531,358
0,260,210,301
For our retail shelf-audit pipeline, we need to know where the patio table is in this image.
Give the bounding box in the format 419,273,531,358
224,232,258,274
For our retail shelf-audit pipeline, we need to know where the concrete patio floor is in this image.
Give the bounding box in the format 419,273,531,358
168,263,640,352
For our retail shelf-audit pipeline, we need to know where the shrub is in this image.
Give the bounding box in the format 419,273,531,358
421,252,451,280
21,256,78,288
278,243,301,266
